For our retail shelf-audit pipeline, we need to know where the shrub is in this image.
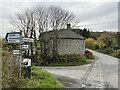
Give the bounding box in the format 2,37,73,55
84,50,94,59
114,49,120,58
2,51,24,88
100,47,114,55
59,54,85,63
85,38,96,50
94,43,100,49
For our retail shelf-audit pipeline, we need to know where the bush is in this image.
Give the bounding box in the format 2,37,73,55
99,47,114,55
85,38,96,50
59,54,85,63
84,50,94,59
2,51,24,88
94,43,100,49
114,49,120,58
46,54,87,66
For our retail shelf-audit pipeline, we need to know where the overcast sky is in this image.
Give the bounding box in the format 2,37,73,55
0,0,119,37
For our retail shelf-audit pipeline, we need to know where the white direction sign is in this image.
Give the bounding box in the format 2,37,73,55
22,38,34,42
6,32,21,43
13,50,20,55
21,45,30,49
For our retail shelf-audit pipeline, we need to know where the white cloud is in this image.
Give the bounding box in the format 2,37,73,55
0,1,118,37
0,0,119,2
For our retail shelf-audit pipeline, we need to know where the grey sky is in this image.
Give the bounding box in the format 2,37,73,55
0,0,119,37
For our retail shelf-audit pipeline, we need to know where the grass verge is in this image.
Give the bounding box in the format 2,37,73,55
46,58,94,66
20,66,63,88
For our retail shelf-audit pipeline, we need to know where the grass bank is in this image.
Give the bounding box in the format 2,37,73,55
2,51,63,88
46,58,94,66
20,66,63,88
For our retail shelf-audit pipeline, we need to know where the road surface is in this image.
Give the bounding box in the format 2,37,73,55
42,50,119,88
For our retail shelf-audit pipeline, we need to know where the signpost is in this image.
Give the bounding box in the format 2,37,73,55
22,38,34,43
21,45,30,49
5,32,34,79
6,32,21,43
13,50,20,55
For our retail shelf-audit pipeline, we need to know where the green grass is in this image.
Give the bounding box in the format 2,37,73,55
20,66,63,88
46,59,93,66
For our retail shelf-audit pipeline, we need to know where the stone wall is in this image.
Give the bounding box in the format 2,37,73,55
57,39,85,55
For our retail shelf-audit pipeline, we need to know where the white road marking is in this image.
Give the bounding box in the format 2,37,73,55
42,50,118,88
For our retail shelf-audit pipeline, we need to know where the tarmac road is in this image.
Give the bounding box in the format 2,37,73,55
42,50,119,88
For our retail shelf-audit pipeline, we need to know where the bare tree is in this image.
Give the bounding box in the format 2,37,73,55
10,5,77,64
49,6,75,30
33,6,50,64
11,10,31,37
10,9,37,63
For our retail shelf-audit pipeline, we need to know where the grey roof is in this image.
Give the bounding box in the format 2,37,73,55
41,28,84,41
